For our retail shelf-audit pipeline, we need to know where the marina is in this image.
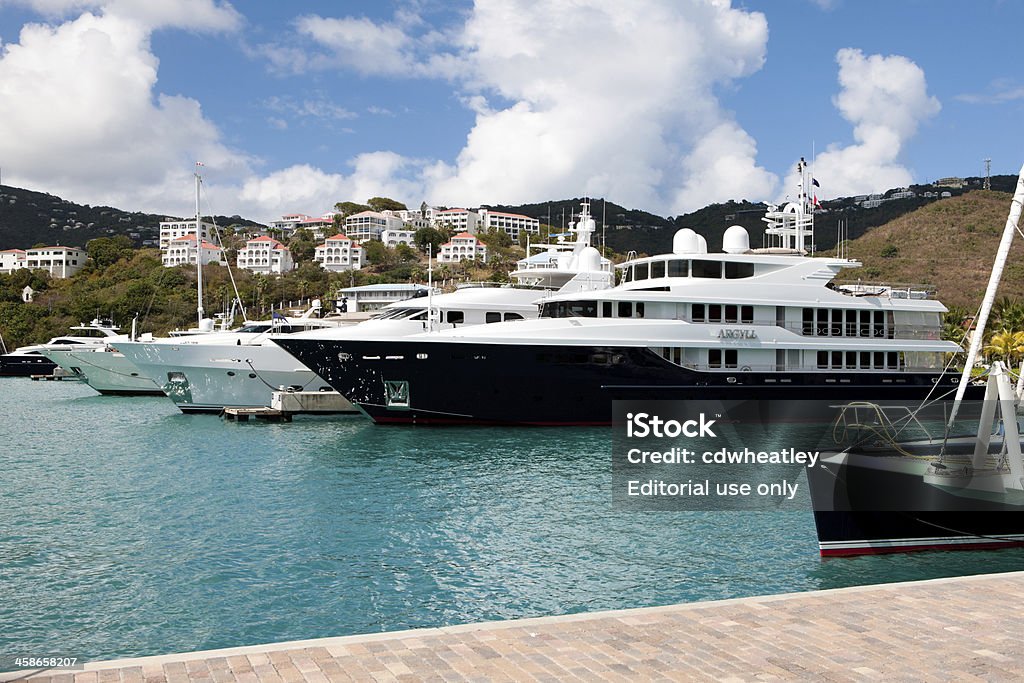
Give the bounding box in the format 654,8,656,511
4,379,1024,667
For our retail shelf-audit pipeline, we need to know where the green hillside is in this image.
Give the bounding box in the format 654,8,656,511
835,190,1024,311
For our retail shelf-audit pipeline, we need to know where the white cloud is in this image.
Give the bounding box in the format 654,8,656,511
0,9,250,213
792,48,940,200
427,0,775,213
2,0,241,31
955,78,1024,105
233,153,430,219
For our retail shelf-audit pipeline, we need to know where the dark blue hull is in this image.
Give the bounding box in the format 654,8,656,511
0,354,57,377
276,338,977,426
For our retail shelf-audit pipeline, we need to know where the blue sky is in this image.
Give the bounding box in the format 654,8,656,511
0,0,1022,223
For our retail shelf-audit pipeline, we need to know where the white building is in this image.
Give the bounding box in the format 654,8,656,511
439,232,488,264
162,234,227,268
270,214,336,241
159,219,216,250
433,208,480,234
315,234,364,272
381,229,417,248
335,283,432,313
385,209,430,231
237,236,295,274
0,249,27,273
344,211,406,242
23,246,87,277
479,209,539,241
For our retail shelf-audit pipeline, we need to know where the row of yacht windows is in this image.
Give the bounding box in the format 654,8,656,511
540,300,899,339
657,347,908,371
803,308,892,338
621,259,755,283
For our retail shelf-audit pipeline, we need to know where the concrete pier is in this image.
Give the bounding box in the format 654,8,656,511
4,571,1024,681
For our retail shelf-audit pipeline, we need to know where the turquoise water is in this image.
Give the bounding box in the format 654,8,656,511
3,379,1024,662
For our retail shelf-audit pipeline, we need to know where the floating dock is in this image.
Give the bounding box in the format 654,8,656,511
4,571,1024,681
222,391,357,422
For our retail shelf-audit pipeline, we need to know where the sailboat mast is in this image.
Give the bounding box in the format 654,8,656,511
951,162,1024,416
195,167,204,326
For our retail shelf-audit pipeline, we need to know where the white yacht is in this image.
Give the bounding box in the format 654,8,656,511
0,319,122,377
113,202,614,414
276,162,973,425
112,304,362,412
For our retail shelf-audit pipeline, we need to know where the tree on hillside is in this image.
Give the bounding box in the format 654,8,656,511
363,240,388,266
367,197,407,212
288,228,317,263
87,235,134,270
414,227,446,256
334,201,370,218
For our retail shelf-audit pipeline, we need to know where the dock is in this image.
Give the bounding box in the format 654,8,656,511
4,570,1024,681
222,391,357,423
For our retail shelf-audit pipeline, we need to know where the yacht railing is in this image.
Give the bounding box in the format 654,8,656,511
835,282,936,300
660,361,949,373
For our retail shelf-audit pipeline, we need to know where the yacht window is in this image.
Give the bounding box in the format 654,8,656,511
692,303,706,322
568,301,598,318
650,261,666,279
817,351,828,369
845,310,857,336
618,301,632,318
830,309,842,336
831,351,842,368
817,309,829,336
709,349,722,368
503,312,524,321
860,351,871,368
708,304,722,323
486,312,502,323
237,324,271,333
846,351,857,368
634,262,649,280
873,311,885,338
636,303,645,318
622,265,633,283
725,305,738,323
668,259,688,277
409,311,427,321
724,349,738,369
447,311,464,324
741,306,754,324
602,301,612,318
874,351,884,369
692,260,721,278
860,310,871,337
888,351,898,368
724,262,754,279
802,308,814,335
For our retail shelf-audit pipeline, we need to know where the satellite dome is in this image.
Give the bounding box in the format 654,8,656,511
673,228,699,255
578,246,602,272
722,225,750,254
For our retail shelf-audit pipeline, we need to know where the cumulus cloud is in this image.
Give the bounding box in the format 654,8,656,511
428,0,775,213
789,48,940,200
235,153,430,218
0,9,250,213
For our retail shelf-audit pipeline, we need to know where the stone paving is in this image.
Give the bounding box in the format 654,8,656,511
5,571,1024,682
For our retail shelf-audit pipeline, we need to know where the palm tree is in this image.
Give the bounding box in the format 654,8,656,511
984,329,1024,366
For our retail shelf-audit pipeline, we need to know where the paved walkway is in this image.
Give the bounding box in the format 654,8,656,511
5,571,1024,682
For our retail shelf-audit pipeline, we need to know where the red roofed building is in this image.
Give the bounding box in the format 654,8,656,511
162,234,226,268
314,234,364,272
439,232,487,264
238,235,295,274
